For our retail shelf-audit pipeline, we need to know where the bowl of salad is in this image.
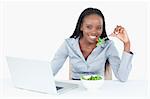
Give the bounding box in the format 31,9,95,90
80,74,104,90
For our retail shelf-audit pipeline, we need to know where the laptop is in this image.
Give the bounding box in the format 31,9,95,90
6,56,78,95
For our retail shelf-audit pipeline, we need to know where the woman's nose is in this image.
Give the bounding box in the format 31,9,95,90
91,32,98,36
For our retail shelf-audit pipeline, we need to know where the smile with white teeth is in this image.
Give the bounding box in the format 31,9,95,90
89,36,97,39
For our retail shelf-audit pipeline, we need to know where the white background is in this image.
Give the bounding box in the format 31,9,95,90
0,0,150,99
0,1,149,81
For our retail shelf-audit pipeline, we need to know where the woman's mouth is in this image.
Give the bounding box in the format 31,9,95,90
89,35,97,40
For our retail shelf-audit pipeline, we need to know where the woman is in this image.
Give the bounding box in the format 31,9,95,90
51,7,133,82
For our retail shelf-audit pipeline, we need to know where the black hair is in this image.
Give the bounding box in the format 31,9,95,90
70,7,108,41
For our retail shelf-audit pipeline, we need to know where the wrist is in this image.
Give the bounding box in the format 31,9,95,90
124,41,130,52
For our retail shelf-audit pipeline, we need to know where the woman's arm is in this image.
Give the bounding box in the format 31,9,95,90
107,42,133,82
108,26,133,82
51,41,68,76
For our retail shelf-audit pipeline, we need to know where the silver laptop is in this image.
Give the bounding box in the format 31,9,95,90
6,56,78,95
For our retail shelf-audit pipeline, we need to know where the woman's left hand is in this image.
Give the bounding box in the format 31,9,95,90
110,25,130,44
110,25,131,52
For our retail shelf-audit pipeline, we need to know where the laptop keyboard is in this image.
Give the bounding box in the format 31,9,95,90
56,86,63,90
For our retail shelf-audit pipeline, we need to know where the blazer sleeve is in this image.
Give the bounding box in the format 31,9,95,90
50,41,68,76
106,41,133,82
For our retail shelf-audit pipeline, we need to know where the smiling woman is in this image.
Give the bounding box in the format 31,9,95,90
70,8,109,60
51,7,133,82
3,1,147,82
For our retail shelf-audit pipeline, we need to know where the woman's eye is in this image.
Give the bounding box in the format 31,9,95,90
98,27,102,30
87,26,92,29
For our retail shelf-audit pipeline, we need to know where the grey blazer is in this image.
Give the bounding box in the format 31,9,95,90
51,37,133,82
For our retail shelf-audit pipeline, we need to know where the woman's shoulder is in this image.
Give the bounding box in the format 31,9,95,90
104,39,119,53
65,37,76,41
65,37,78,45
102,39,114,48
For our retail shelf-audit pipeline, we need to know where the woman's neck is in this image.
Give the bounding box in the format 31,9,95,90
79,37,96,60
79,37,96,48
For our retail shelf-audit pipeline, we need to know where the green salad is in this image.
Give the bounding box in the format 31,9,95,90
81,75,102,80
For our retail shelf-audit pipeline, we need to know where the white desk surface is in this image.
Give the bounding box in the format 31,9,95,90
1,79,148,98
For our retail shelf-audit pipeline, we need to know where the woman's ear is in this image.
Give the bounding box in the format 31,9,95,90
80,24,83,31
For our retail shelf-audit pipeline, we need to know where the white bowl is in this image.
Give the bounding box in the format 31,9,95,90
80,74,104,90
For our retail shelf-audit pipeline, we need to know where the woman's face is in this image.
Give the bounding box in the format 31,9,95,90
80,14,103,44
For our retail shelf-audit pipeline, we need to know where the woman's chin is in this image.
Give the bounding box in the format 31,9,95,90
88,39,96,44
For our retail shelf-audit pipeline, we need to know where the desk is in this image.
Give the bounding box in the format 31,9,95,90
1,79,148,98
